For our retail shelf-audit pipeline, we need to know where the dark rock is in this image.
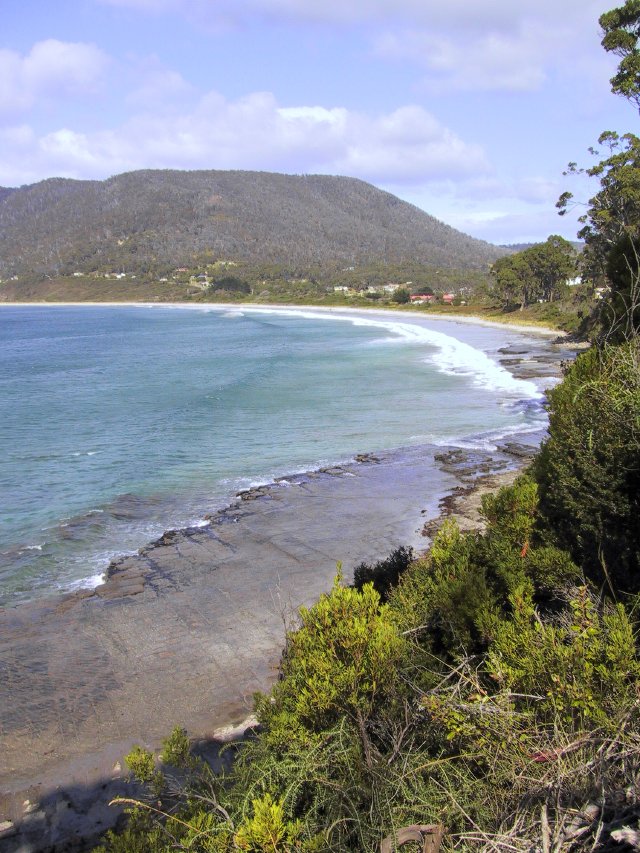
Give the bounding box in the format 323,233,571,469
498,346,529,355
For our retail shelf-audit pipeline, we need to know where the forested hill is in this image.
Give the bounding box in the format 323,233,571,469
0,170,503,279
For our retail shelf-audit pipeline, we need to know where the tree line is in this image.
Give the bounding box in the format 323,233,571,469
490,235,577,311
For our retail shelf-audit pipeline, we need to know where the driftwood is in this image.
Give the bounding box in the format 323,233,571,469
380,822,444,853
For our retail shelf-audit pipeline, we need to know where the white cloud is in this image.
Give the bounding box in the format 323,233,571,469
40,129,102,167
0,53,28,114
385,180,574,243
384,170,583,244
371,1,613,94
23,40,108,95
0,40,109,117
0,90,489,186
514,176,563,205
98,0,608,93
333,106,488,182
126,57,194,106
98,0,594,29
451,208,573,244
374,27,550,92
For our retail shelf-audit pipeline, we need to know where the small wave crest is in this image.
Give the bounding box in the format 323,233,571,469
62,570,106,593
433,420,546,452
161,304,544,401
235,307,542,400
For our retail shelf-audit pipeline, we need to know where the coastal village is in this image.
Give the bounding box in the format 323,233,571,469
2,0,640,851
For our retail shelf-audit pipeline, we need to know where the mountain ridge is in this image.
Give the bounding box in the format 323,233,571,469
0,169,505,280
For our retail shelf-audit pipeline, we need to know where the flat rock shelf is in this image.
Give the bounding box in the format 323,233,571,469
0,328,577,852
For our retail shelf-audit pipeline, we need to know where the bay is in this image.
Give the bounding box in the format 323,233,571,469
0,304,550,605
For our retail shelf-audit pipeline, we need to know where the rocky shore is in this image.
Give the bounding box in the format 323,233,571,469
0,333,577,852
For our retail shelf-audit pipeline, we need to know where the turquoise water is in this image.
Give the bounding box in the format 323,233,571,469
0,305,549,604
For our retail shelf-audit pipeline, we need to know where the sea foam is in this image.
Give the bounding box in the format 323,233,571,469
2,303,557,605
231,307,542,400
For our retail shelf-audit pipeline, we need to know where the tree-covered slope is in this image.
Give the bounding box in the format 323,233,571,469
0,170,503,279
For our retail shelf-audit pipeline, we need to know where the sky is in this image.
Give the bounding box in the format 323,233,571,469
1,0,636,245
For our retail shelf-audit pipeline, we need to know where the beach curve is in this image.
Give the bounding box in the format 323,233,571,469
0,306,577,851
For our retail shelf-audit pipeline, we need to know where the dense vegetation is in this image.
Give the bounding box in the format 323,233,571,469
0,151,594,332
94,335,640,852
92,4,640,850
95,340,640,850
490,235,577,311
0,171,503,286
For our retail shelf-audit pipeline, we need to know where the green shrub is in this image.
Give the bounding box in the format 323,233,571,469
255,574,406,749
352,546,413,602
475,476,580,610
388,519,496,658
485,586,640,728
233,794,303,851
534,341,640,594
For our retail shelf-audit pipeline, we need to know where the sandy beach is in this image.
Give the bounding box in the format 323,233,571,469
0,300,564,337
0,313,575,851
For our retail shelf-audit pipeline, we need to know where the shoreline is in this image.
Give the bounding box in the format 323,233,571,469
0,300,565,337
0,438,538,851
0,315,578,851
0,302,568,608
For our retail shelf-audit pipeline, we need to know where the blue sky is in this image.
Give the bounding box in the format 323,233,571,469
1,0,635,244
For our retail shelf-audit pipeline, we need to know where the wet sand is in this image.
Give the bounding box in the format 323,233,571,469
0,331,576,850
0,300,563,337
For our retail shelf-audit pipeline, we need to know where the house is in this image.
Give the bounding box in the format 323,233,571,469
334,286,351,293
410,294,434,304
191,274,210,289
442,293,455,304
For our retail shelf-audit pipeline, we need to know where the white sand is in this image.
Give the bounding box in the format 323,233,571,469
0,300,564,337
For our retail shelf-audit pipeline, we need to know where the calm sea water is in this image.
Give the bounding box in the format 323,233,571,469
0,305,550,605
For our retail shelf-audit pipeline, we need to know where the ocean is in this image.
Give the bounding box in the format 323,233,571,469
0,304,552,606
